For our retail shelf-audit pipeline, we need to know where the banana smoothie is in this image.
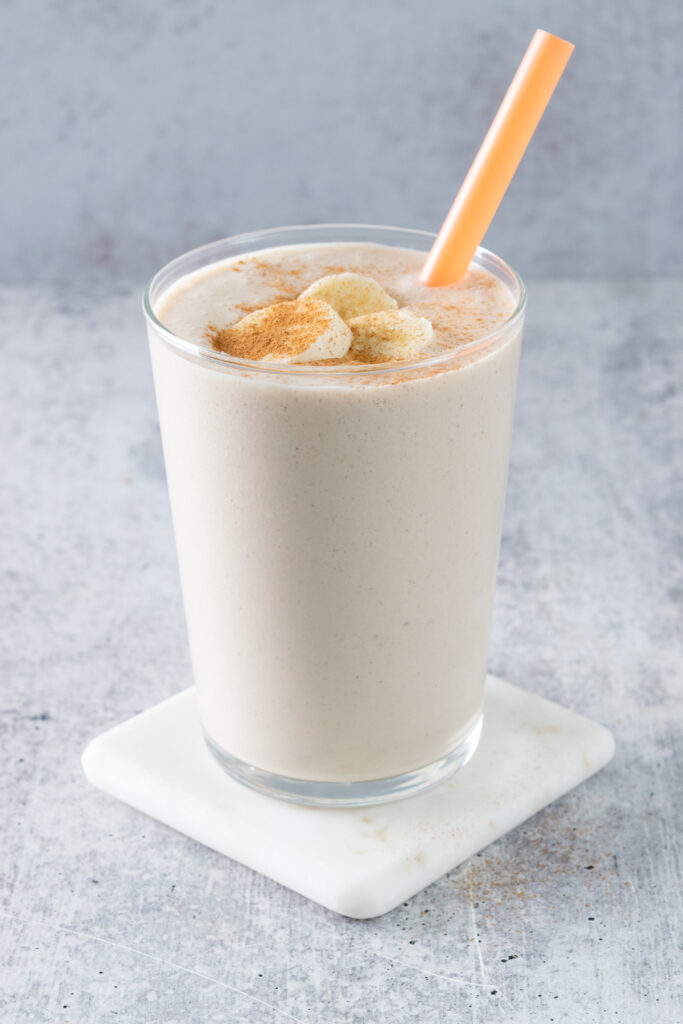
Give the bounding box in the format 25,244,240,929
145,227,524,804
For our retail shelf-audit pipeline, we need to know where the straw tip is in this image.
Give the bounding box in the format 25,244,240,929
534,28,575,56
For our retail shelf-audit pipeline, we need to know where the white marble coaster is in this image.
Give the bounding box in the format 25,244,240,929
82,677,614,919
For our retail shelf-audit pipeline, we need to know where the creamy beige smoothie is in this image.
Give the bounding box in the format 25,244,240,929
145,227,524,804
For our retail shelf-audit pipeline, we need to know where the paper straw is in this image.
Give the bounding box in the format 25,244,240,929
420,29,574,287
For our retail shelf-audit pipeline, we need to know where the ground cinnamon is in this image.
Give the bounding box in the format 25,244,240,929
207,299,337,360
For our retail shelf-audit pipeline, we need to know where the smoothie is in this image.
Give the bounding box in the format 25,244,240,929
146,228,524,803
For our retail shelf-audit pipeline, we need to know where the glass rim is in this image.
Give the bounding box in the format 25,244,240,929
142,223,527,378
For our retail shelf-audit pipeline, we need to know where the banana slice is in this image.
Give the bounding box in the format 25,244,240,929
224,299,351,362
299,273,398,320
348,309,434,363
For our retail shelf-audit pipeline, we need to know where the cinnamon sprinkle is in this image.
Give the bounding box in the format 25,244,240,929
207,299,336,360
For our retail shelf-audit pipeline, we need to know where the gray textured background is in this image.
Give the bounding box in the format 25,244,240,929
1,0,681,284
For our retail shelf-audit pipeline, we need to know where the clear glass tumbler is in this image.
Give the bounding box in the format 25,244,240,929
144,224,525,806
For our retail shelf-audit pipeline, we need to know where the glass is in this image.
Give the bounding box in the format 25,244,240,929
144,224,526,806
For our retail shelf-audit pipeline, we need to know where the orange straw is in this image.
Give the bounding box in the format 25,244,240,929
420,29,574,287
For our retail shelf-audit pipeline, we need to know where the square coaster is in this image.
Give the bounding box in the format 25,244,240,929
82,677,614,919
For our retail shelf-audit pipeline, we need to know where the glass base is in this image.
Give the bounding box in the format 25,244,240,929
203,713,483,807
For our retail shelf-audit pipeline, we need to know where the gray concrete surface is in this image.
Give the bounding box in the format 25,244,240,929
1,0,681,285
1,279,681,1021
